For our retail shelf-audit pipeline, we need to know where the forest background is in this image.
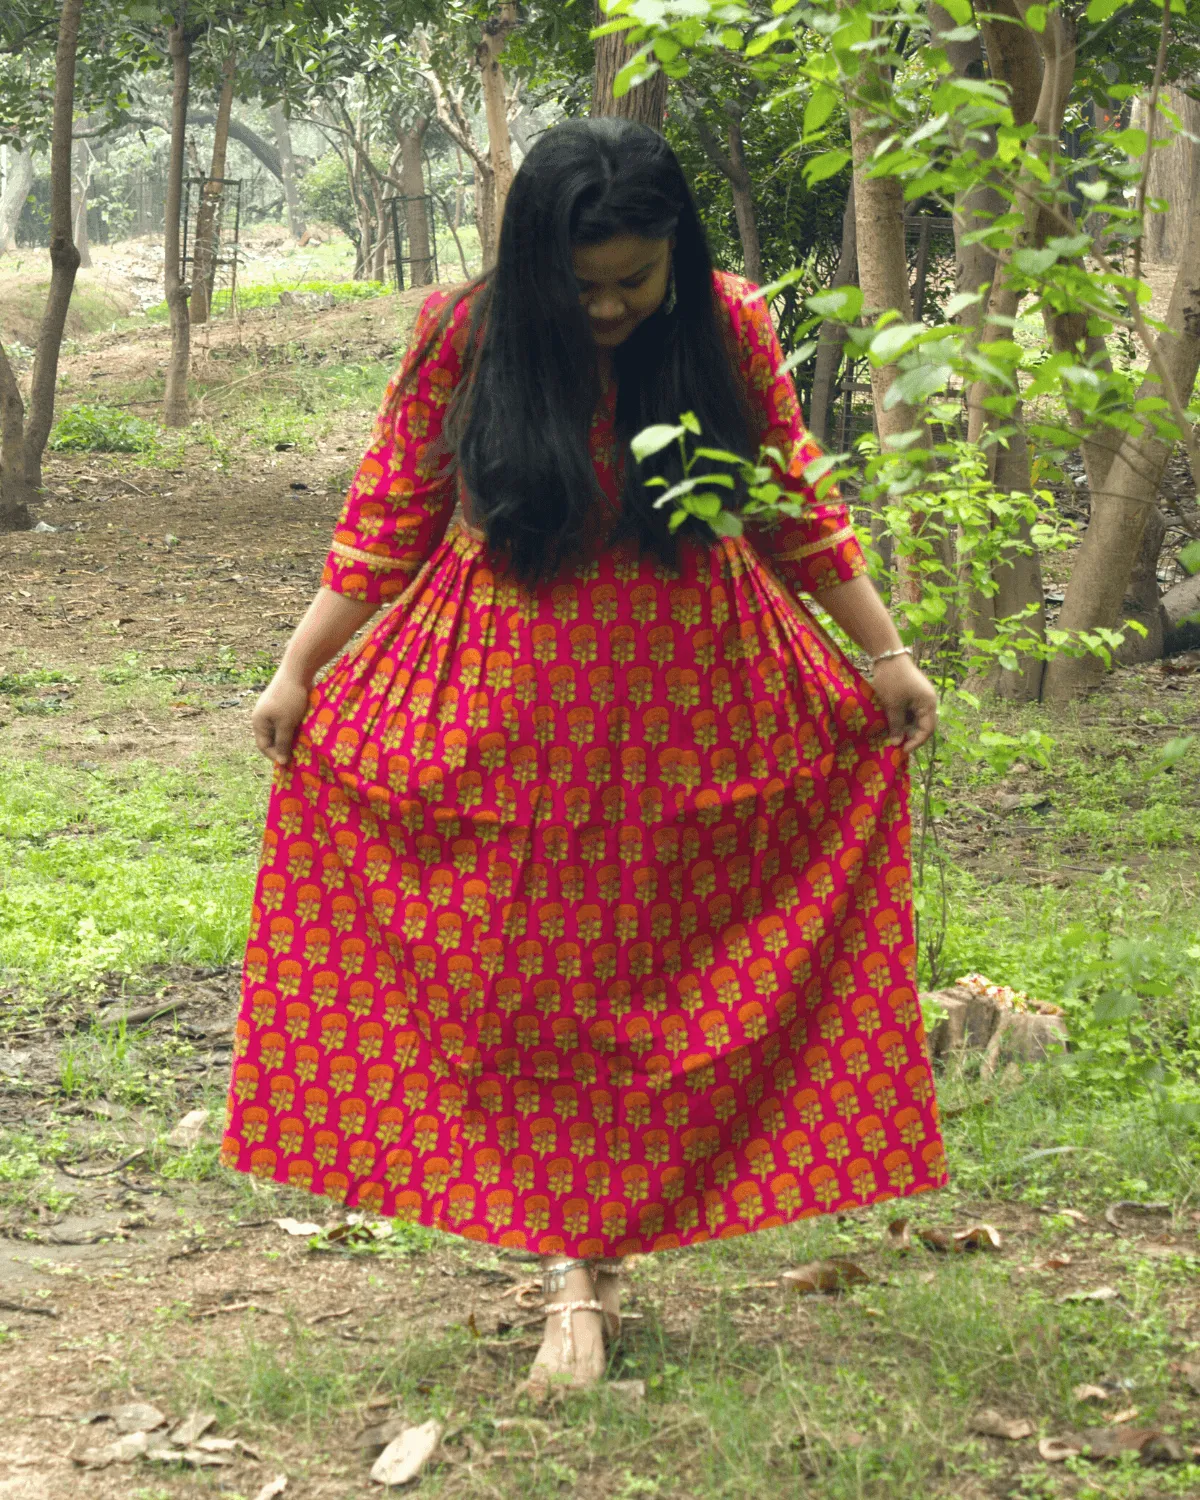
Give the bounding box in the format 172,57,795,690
0,1,1199,1498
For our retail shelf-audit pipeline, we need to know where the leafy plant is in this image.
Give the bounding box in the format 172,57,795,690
49,404,157,453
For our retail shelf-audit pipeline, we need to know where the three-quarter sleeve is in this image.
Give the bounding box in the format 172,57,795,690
720,273,868,597
321,289,468,605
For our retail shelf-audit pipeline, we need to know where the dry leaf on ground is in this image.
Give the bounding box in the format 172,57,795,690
169,1411,217,1446
1039,1436,1083,1462
275,1217,322,1237
253,1480,288,1500
1035,1254,1072,1271
883,1218,912,1252
146,1445,233,1467
783,1259,870,1295
954,1223,1003,1252
608,1379,646,1407
1107,1406,1140,1425
107,1402,167,1434
71,1431,152,1468
1058,1286,1121,1304
970,1409,1033,1440
1172,1360,1200,1396
166,1108,210,1147
370,1420,443,1486
1073,1384,1112,1403
918,1227,954,1253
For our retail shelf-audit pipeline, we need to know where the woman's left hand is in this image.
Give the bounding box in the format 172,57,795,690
870,655,938,753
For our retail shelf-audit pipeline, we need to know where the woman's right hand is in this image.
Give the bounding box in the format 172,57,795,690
251,670,311,767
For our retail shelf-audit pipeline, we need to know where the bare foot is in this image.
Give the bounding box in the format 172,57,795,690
525,1262,605,1398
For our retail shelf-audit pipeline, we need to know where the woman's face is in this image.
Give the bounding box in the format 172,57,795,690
571,234,672,349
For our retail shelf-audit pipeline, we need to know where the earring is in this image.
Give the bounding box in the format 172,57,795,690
663,260,677,316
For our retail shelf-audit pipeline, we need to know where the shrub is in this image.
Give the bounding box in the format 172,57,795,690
50,404,156,453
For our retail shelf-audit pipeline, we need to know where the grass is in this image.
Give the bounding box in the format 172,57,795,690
0,745,263,994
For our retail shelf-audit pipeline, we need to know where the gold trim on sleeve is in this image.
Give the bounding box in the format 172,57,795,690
773,523,857,563
330,540,419,573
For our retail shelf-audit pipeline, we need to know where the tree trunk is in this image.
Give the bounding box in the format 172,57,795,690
1138,88,1200,263
843,30,929,606
726,114,761,282
0,342,33,531
939,0,1046,698
1162,568,1200,654
0,147,34,256
474,156,496,269
399,120,432,286
20,0,83,497
72,136,92,269
1044,216,1200,700
808,182,857,447
592,1,668,127
478,5,517,258
268,103,305,239
163,14,192,429
1113,506,1168,664
190,52,235,326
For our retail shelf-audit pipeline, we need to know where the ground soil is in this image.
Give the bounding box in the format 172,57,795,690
2,280,1199,1500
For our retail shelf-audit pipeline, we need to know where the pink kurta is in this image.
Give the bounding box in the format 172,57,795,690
222,273,946,1255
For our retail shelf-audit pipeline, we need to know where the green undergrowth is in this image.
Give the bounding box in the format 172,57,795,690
141,275,390,323
0,748,263,995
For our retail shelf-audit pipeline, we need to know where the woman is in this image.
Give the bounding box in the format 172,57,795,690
225,118,944,1393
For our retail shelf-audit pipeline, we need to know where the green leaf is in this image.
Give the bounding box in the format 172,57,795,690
1012,247,1059,275
803,149,852,187
804,85,838,139
1093,988,1140,1024
869,322,925,362
1077,179,1109,202
883,364,952,408
807,285,863,321
943,290,984,319
1177,539,1200,574
1025,3,1047,30
1086,0,1126,16
630,423,683,461
937,0,973,22
652,33,681,62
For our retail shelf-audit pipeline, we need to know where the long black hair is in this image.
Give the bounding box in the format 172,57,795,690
446,117,755,585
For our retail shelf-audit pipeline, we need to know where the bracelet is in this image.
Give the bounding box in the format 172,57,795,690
869,646,913,669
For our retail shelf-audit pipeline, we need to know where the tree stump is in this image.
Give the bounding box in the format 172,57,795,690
925,985,1067,1075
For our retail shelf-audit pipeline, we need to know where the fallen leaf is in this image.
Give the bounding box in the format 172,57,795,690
782,1258,870,1295
1039,1436,1083,1462
1104,1200,1172,1232
356,1417,408,1457
954,1223,1003,1252
1058,1286,1121,1304
1073,1384,1112,1403
166,1109,210,1148
110,1402,167,1434
253,1479,288,1500
1049,1208,1089,1224
883,1218,912,1252
194,1436,239,1453
168,1411,217,1447
1036,1254,1073,1271
71,1431,151,1467
1172,1360,1200,1396
370,1420,443,1486
1140,1433,1187,1464
1081,1426,1160,1460
970,1409,1033,1440
918,1227,954,1253
275,1217,322,1237
146,1445,233,1468
608,1378,646,1407
1107,1406,1139,1425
